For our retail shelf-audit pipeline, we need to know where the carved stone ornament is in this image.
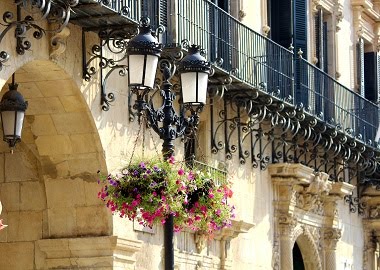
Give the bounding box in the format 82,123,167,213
194,232,207,253
262,25,271,37
238,10,246,21
50,27,71,60
323,228,342,250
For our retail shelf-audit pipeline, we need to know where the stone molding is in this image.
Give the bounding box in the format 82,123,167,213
352,0,380,49
36,236,142,269
269,163,351,270
361,186,380,269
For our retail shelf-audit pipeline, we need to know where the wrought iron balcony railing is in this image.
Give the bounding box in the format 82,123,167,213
177,0,379,147
297,58,379,144
178,0,294,101
192,160,227,185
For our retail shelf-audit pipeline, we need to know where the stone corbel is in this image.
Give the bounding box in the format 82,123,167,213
334,0,344,32
213,219,254,270
50,27,71,60
352,6,364,40
311,0,322,14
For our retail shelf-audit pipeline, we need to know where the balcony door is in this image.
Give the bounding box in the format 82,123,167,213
268,0,308,106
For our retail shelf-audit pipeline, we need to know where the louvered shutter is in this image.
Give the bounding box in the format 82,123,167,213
357,39,365,96
364,52,377,102
294,0,308,107
270,0,292,48
293,0,308,59
322,21,328,72
315,9,322,69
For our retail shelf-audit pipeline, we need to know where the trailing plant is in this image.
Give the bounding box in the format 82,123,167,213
98,156,235,234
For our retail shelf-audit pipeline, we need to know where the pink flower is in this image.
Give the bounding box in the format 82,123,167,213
216,209,221,216
178,168,185,176
161,219,166,224
208,193,214,199
168,156,175,164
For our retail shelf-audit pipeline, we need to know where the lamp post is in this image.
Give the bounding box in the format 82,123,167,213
127,18,211,270
0,74,28,150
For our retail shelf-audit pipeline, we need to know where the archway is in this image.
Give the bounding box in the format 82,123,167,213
292,228,322,270
0,60,112,269
293,242,305,270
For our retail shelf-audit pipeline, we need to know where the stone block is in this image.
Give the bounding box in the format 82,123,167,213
31,114,57,136
15,71,46,82
5,151,38,182
60,95,87,112
36,236,141,270
42,71,71,81
20,181,46,211
26,97,65,115
21,126,35,144
36,79,75,97
52,112,94,135
45,178,85,208
0,183,20,211
18,82,44,98
68,153,101,176
70,134,97,154
0,242,34,269
0,154,4,183
76,206,112,236
84,181,103,206
7,211,43,241
35,135,72,156
47,207,77,237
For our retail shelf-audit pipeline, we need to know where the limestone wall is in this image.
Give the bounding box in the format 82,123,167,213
0,0,371,269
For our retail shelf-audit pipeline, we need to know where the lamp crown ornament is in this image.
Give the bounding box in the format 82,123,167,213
178,45,211,73
0,83,28,111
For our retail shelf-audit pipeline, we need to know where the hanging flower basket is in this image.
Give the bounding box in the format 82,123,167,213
98,156,235,233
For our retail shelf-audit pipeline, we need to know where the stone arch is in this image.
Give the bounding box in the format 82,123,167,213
0,59,112,269
292,225,322,270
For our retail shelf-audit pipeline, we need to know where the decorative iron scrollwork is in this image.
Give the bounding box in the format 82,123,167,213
82,26,137,111
210,87,380,185
0,0,78,62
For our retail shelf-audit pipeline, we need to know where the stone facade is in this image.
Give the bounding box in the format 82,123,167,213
0,0,378,269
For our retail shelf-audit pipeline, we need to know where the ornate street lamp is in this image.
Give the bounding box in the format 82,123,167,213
127,18,211,270
178,44,211,105
127,17,162,91
0,74,28,149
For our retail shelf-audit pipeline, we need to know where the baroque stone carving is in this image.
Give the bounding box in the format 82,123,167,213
295,172,332,215
50,27,71,60
194,232,207,253
323,228,342,250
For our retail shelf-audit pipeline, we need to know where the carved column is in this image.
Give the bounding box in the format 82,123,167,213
278,217,296,270
322,228,341,270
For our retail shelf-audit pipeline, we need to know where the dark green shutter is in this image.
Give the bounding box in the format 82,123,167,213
364,52,378,102
322,21,328,72
293,0,307,59
270,0,292,48
159,0,168,26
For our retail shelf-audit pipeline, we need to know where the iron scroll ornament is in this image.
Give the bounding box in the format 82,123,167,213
0,0,78,63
